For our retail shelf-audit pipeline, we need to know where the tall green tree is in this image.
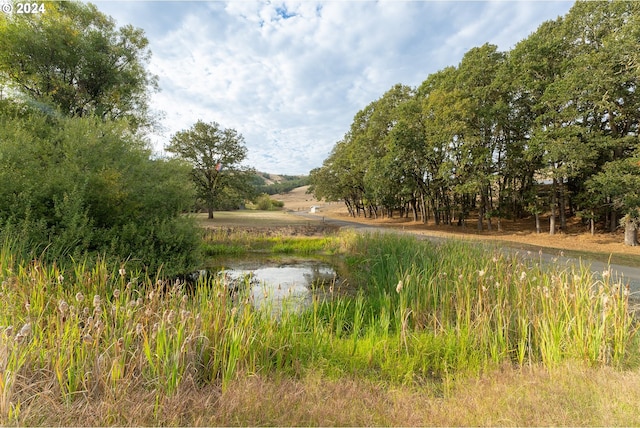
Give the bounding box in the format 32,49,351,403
384,96,427,221
309,137,367,218
0,2,202,275
505,17,571,233
586,153,640,246
454,43,507,230
0,1,158,130
561,1,640,235
415,67,467,225
361,84,414,218
167,120,253,219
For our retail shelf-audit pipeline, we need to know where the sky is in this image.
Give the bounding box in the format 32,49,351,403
93,0,575,175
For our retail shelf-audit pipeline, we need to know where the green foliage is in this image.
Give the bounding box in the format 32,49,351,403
254,194,284,211
587,154,640,215
253,174,310,195
201,228,339,256
0,233,636,421
0,2,201,276
310,1,640,241
105,216,201,277
0,106,199,276
0,1,157,130
342,233,638,373
166,120,255,218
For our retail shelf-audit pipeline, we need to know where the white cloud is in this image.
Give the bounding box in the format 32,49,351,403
93,0,575,175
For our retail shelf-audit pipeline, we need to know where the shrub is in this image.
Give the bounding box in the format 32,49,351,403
0,108,200,276
255,194,284,210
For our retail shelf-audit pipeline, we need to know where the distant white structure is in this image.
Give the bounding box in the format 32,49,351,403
309,205,321,213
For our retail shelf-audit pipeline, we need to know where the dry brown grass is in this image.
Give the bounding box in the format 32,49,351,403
289,190,640,265
195,210,319,228
271,185,327,212
196,211,338,240
440,364,640,426
11,365,640,426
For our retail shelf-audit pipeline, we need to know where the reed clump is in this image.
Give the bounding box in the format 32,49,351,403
342,233,639,377
0,232,638,425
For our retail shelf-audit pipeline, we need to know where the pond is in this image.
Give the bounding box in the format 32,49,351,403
210,256,351,317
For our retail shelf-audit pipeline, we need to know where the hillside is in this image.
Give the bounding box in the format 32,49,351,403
254,172,309,195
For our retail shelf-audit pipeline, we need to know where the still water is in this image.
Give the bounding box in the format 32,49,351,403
212,257,345,316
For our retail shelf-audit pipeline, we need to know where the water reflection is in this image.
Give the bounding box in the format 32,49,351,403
215,259,341,316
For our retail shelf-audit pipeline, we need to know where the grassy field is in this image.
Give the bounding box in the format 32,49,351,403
201,227,339,257
8,365,639,426
195,210,323,228
1,229,639,425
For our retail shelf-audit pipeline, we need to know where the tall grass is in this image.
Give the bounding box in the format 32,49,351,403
0,232,638,424
342,233,639,375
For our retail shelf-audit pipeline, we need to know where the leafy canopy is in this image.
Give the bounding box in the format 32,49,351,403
0,1,158,130
167,120,255,218
0,101,199,274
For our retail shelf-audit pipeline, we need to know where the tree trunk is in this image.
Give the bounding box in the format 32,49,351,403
535,212,541,234
624,216,638,246
421,195,428,224
345,200,354,217
411,199,418,222
559,177,567,231
610,209,617,233
477,192,484,231
550,178,557,235
442,190,451,225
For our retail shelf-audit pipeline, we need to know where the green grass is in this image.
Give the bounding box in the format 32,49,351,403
346,233,639,372
201,228,340,256
1,232,639,425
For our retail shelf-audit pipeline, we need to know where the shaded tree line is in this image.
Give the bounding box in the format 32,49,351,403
310,1,640,245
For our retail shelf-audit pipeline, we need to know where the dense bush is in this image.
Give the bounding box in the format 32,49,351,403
0,104,200,276
255,193,284,210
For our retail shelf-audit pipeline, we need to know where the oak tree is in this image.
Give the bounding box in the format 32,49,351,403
167,120,253,219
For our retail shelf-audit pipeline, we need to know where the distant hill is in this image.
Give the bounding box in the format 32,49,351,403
253,172,310,195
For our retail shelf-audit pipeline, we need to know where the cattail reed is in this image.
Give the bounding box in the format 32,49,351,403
0,231,637,424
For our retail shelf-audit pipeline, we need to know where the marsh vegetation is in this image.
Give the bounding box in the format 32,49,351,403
1,230,639,425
